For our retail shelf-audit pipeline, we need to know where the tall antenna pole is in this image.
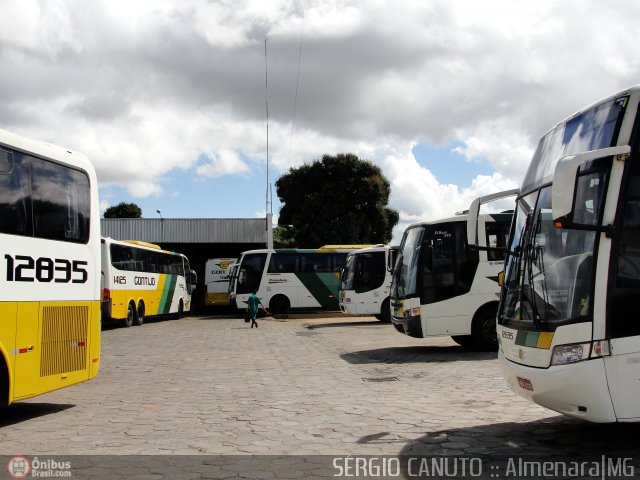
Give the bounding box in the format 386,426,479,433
265,38,273,249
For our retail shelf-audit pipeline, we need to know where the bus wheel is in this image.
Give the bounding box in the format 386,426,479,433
135,301,145,326
472,309,499,351
0,354,9,406
269,295,290,315
174,300,184,319
451,335,474,348
125,302,135,328
376,298,391,323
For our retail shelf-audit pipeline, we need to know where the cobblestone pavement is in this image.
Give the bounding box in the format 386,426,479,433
0,314,639,476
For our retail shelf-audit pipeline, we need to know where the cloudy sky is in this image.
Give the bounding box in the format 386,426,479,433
2,0,639,242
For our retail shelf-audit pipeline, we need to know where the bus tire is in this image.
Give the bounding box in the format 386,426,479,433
376,298,391,323
125,302,135,328
269,295,290,315
174,300,184,319
135,301,145,326
0,353,9,406
472,306,499,351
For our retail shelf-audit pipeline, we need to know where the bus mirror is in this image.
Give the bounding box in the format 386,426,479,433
387,248,398,272
498,271,504,287
467,189,518,247
552,145,629,227
189,270,197,294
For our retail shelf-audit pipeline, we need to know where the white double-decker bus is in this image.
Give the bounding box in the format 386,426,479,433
339,245,398,322
485,85,640,422
390,190,516,349
0,128,101,404
101,238,196,327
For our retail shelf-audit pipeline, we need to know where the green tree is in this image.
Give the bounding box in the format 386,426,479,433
275,153,399,247
104,202,143,218
272,225,296,248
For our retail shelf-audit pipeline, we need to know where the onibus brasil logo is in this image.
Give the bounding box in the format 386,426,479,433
7,456,72,478
7,456,30,479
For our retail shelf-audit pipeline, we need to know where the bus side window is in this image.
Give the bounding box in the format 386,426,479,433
268,253,297,273
31,156,90,244
332,253,348,272
486,222,509,261
0,150,32,237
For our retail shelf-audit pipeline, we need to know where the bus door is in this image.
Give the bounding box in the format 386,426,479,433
13,302,40,399
606,169,640,420
422,223,478,336
265,253,301,307
237,253,267,306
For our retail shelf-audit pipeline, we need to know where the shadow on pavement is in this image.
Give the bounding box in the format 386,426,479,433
101,315,181,330
0,403,75,427
341,345,497,365
307,320,387,329
392,416,640,458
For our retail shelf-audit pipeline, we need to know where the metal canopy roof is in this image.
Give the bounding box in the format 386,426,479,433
100,218,268,244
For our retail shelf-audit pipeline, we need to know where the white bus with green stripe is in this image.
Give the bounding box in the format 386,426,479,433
101,238,196,327
228,246,371,314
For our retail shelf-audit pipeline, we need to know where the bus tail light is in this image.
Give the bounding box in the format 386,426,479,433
102,288,111,302
550,340,610,366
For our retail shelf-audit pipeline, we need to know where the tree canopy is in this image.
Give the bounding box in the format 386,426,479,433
275,153,399,247
104,202,143,218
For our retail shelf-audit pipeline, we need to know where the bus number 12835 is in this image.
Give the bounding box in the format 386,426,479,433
4,254,88,283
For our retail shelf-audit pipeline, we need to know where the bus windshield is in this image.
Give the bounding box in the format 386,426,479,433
236,253,267,294
521,96,627,192
499,97,626,330
340,251,386,293
391,226,425,299
392,221,477,302
500,188,599,329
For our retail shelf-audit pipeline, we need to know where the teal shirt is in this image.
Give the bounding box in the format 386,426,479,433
247,293,262,315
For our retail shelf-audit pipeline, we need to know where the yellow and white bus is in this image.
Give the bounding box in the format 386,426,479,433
204,257,237,307
101,238,196,327
0,128,101,405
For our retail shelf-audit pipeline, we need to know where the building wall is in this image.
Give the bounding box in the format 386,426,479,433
101,218,268,310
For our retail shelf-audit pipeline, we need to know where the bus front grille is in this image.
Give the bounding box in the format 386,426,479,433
40,305,89,377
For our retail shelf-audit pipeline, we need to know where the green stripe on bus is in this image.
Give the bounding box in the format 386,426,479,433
160,275,178,314
295,272,340,310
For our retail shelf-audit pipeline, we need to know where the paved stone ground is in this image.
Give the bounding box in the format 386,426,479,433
0,314,639,477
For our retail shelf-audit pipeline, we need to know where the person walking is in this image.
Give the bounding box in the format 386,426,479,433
247,291,266,328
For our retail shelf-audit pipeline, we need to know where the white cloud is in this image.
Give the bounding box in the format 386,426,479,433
197,148,251,177
2,0,640,234
452,118,535,179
